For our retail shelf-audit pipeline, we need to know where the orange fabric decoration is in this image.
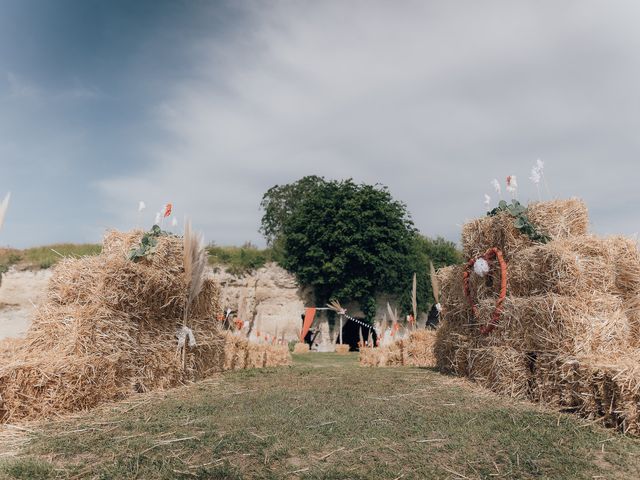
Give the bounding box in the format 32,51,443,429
300,307,316,341
163,203,172,217
463,247,507,335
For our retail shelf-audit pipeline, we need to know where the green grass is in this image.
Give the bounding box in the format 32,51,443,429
207,244,278,275
0,243,277,273
1,354,639,479
0,244,102,270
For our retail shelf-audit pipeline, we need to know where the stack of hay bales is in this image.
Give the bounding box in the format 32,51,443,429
0,229,290,423
359,329,437,368
436,198,640,433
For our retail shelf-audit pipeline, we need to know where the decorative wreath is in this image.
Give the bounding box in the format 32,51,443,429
463,247,508,335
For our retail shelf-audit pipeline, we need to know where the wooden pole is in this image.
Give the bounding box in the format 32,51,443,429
339,315,343,345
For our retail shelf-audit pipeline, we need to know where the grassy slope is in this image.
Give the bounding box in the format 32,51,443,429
0,244,274,273
1,354,639,479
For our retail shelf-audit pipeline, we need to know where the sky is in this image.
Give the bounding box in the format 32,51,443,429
1,0,639,248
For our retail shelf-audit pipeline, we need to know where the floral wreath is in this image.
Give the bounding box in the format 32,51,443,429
462,247,507,335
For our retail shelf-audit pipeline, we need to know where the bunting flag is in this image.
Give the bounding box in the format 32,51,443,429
299,307,316,341
343,313,378,334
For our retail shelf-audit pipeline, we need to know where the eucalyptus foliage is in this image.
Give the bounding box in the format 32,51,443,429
128,225,175,262
487,200,550,243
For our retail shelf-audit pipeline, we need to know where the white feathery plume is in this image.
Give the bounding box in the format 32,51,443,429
529,166,541,185
154,212,161,225
491,179,502,199
484,194,491,208
138,201,146,212
506,175,518,198
536,158,544,170
171,217,178,228
0,192,10,232
183,219,207,323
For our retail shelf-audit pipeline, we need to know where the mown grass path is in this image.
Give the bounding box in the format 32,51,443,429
1,353,640,479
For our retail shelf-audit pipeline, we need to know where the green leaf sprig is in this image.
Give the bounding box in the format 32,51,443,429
487,200,550,244
128,225,175,262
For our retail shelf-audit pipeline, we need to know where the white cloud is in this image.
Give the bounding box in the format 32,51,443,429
100,1,640,245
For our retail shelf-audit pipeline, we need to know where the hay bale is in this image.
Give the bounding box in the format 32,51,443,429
358,347,377,367
473,294,630,355
405,329,437,367
467,346,531,399
264,345,292,367
0,229,227,422
247,343,267,368
462,198,589,261
507,236,617,297
535,353,640,434
335,344,350,355
293,342,310,354
0,351,131,422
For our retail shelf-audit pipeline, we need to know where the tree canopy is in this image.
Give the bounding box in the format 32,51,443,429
259,176,460,320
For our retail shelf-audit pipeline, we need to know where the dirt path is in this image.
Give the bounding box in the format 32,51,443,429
0,270,51,339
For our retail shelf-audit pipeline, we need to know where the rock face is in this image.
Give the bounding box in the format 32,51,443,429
0,269,52,339
213,263,309,341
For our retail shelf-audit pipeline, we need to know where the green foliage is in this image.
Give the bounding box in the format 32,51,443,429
488,200,550,243
276,178,417,320
259,175,326,251
207,243,277,275
128,225,175,262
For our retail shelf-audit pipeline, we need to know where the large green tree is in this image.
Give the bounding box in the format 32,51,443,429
259,177,461,320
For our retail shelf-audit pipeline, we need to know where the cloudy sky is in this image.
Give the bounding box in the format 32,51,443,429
1,0,639,248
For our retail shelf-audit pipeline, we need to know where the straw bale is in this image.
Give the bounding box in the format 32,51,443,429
264,345,292,367
101,229,143,257
0,229,231,422
293,342,310,354
404,329,437,367
606,235,640,295
358,347,377,367
335,344,350,355
0,351,131,422
475,294,630,355
433,321,472,375
247,343,268,368
0,338,25,364
507,236,617,297
462,198,589,260
533,353,640,434
467,346,531,399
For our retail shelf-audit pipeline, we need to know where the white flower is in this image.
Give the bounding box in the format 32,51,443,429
474,258,490,277
529,166,541,185
536,158,544,171
138,201,146,212
491,179,501,195
154,212,161,225
506,175,518,195
484,194,491,207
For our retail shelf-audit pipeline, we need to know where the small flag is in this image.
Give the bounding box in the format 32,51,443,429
163,203,172,217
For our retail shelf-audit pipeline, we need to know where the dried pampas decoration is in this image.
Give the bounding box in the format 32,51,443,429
506,175,518,199
0,192,10,232
182,219,207,365
491,179,502,199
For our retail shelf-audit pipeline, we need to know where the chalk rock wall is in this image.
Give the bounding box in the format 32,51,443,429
212,263,308,341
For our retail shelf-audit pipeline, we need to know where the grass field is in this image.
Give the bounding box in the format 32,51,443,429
1,353,639,479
